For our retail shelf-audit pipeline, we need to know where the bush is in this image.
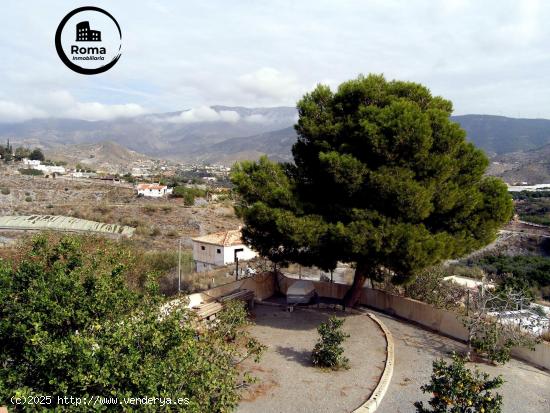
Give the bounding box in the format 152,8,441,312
0,234,264,412
415,353,503,413
311,316,350,370
172,186,207,205
24,196,32,202
142,205,158,215
473,255,550,298
404,266,467,310
0,187,9,195
18,168,43,176
29,148,45,161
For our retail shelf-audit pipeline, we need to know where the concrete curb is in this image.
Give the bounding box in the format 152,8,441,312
352,309,395,413
252,302,394,412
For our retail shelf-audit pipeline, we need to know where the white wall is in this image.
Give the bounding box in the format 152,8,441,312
193,242,257,272
137,188,168,197
193,242,226,270
223,245,257,264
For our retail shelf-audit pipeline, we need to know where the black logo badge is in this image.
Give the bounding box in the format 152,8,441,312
55,7,122,75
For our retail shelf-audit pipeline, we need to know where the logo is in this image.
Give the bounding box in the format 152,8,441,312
55,7,122,75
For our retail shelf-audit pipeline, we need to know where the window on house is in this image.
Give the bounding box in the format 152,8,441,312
201,246,205,251
217,248,221,254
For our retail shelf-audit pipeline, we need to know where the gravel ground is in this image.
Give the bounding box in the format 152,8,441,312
374,311,550,413
237,304,387,413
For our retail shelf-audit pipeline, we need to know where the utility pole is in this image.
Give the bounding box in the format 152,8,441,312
234,248,244,280
178,238,182,293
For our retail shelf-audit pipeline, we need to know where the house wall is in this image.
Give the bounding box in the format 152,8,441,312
137,188,165,197
193,242,225,268
223,245,257,264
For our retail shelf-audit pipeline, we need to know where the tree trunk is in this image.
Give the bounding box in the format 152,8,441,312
343,262,369,308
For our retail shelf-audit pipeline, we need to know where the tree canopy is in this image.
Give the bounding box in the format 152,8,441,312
231,74,513,305
0,234,263,412
29,148,45,161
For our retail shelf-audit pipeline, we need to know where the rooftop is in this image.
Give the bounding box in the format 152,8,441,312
136,183,167,190
192,229,244,246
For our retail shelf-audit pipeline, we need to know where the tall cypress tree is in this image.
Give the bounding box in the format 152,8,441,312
232,74,513,306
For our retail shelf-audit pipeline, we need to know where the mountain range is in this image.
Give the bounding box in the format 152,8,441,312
2,107,550,182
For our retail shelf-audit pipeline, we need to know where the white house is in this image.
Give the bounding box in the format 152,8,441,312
22,159,66,175
35,164,66,175
136,183,173,198
192,229,257,272
23,159,41,167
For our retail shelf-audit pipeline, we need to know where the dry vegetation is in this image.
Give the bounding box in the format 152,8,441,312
0,173,242,295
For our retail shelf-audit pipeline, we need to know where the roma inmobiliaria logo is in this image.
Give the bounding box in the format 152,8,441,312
55,6,122,75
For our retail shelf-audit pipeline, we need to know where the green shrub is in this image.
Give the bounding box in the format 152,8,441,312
24,196,32,202
473,255,550,295
0,234,264,412
311,316,350,370
172,186,207,206
18,168,43,176
0,187,9,195
403,266,467,310
415,353,503,413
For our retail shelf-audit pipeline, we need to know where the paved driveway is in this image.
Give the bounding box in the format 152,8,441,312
373,311,550,413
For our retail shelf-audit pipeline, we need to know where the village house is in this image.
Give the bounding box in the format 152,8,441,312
192,229,257,272
136,183,173,198
22,159,66,176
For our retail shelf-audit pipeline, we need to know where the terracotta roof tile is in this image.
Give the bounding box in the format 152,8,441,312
136,183,167,190
192,229,244,246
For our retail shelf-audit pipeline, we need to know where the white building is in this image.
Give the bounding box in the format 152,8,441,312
35,165,66,175
23,159,66,175
23,159,41,166
192,229,257,272
136,183,173,198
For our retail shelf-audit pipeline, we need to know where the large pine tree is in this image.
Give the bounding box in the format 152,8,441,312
231,74,513,306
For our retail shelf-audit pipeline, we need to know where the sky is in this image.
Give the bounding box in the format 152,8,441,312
1,0,550,122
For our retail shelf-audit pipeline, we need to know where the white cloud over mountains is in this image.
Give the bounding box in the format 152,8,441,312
167,106,240,123
0,101,46,123
0,91,146,123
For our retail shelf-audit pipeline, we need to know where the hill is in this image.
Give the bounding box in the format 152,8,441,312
45,141,152,173
0,106,297,161
3,109,550,171
450,115,550,155
486,143,550,184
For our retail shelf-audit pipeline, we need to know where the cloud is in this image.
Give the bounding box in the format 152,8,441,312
64,102,145,121
0,91,146,122
244,114,269,124
167,106,240,123
0,100,46,122
237,68,305,104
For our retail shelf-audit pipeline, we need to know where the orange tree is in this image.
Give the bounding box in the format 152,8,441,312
415,353,503,413
0,234,263,412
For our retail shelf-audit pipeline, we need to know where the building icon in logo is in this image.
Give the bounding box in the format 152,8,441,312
76,21,101,41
